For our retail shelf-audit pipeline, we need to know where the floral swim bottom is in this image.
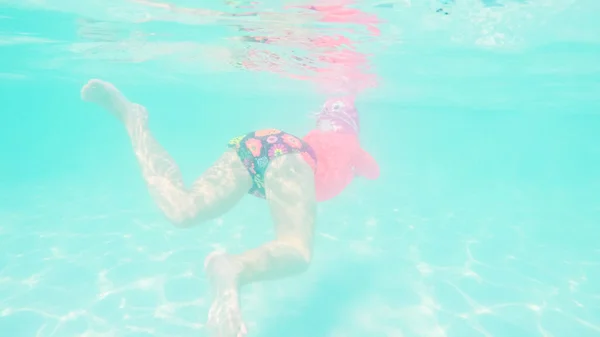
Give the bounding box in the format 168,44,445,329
227,129,317,199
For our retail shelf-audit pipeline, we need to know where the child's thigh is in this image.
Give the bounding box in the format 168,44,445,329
264,153,317,242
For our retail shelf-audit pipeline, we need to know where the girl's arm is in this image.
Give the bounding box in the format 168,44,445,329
353,148,379,180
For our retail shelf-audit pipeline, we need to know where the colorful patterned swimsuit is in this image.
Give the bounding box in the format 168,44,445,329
228,129,317,198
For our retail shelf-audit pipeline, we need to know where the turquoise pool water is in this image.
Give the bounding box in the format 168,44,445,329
1,1,600,336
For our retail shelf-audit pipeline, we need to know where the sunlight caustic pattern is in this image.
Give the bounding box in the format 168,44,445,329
1,185,599,337
1,0,600,337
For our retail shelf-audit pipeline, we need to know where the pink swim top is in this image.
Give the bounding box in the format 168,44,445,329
303,129,379,202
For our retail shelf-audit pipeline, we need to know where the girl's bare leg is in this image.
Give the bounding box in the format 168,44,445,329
80,79,252,227
205,153,316,337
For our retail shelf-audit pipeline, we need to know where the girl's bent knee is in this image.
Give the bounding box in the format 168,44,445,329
279,240,312,271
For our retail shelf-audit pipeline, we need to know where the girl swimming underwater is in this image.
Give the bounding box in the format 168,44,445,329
81,79,379,337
